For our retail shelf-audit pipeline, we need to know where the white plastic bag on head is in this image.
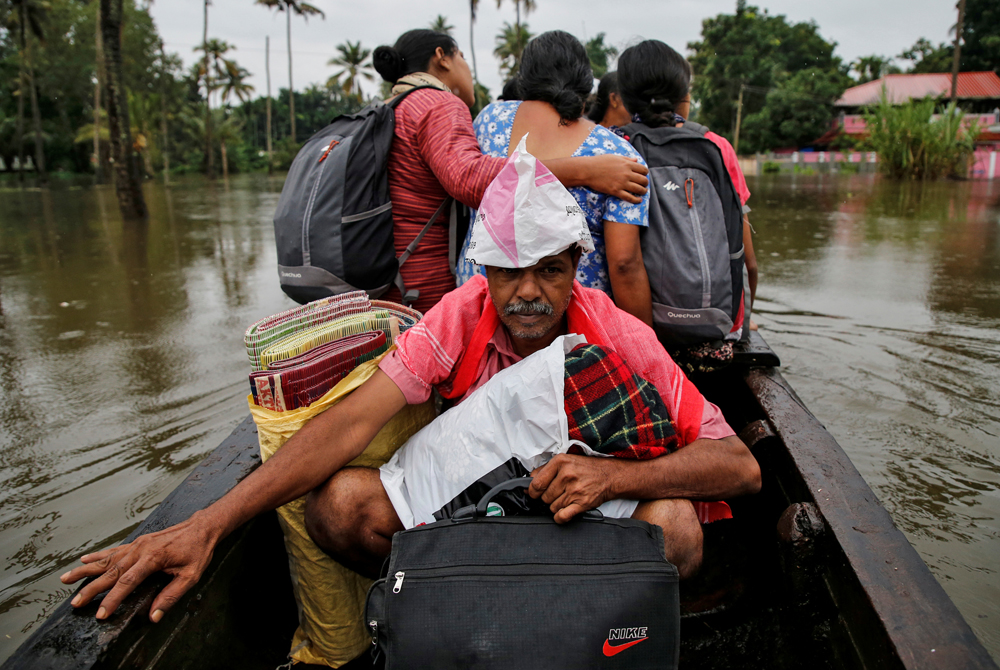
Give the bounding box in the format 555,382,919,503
379,335,638,528
464,134,594,269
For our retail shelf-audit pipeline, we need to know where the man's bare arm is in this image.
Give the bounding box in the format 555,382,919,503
529,435,761,523
60,370,407,621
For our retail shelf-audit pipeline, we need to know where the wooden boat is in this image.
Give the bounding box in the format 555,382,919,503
3,333,997,670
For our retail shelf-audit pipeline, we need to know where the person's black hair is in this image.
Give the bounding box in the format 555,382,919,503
617,40,691,128
518,30,593,123
499,77,521,101
372,29,459,84
586,71,619,123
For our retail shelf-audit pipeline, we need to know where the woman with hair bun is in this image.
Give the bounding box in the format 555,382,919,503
616,39,758,312
372,29,649,313
587,71,632,130
458,31,654,326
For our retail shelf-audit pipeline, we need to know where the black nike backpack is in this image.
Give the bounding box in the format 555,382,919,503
623,121,748,347
273,86,461,305
365,478,680,670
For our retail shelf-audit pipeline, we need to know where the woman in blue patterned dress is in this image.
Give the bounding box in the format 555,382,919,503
457,31,653,325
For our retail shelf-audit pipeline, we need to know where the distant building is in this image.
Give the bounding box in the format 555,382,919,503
827,72,1000,147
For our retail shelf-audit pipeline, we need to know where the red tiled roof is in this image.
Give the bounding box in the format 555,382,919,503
835,72,1000,107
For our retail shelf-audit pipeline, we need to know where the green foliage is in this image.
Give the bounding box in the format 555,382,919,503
494,21,532,80
739,67,851,152
851,55,901,83
862,94,978,180
898,38,953,73
471,80,491,118
328,41,373,102
585,33,618,78
898,1,999,75
960,0,1000,74
688,0,845,149
761,161,781,173
429,14,454,35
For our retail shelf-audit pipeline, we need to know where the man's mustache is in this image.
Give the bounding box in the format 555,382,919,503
504,299,554,316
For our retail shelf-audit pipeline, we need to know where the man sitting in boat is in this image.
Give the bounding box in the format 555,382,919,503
61,144,761,624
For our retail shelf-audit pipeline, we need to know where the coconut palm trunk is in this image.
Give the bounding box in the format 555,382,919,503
265,35,272,173
286,9,295,143
93,1,104,183
16,45,25,183
159,41,170,184
469,0,479,82
202,0,213,177
26,48,47,184
100,0,147,220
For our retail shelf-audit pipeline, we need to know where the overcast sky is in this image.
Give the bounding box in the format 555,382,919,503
149,0,958,102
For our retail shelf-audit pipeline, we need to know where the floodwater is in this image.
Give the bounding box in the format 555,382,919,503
0,174,998,663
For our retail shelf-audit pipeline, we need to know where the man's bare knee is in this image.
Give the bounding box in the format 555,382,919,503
632,498,704,580
303,466,401,577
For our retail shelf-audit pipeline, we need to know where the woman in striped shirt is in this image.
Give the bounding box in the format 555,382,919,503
372,29,649,314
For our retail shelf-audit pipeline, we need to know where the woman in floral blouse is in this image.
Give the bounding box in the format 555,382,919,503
457,31,652,325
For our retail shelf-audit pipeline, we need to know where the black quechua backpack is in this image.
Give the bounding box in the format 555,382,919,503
273,86,456,305
623,121,747,347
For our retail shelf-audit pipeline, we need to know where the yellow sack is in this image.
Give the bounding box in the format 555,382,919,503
249,350,436,667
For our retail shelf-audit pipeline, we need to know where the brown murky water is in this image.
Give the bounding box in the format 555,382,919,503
0,174,998,662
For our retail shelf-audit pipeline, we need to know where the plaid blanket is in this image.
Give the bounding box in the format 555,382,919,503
564,344,678,460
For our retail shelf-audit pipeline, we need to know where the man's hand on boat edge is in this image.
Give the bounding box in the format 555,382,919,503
60,511,223,622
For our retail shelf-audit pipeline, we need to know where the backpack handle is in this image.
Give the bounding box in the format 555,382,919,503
473,476,605,521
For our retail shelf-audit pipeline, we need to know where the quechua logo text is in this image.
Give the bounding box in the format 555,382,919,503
602,626,648,657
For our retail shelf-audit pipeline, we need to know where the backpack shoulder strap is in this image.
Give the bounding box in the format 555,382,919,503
386,85,445,109
681,120,709,136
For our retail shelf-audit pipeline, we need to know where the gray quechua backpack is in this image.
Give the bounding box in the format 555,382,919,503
623,121,746,346
273,86,452,305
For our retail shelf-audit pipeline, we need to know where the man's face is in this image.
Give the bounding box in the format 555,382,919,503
486,249,578,341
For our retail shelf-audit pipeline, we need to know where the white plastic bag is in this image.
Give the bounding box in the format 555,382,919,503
380,335,638,527
464,134,594,269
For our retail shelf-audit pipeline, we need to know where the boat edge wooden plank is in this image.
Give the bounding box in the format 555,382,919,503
0,416,266,670
746,368,998,670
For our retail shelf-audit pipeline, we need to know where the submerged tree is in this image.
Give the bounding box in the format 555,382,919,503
328,41,373,102
100,0,147,219
8,0,48,184
863,94,978,180
255,0,324,143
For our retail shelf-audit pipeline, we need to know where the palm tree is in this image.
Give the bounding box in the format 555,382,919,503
468,0,479,82
218,63,254,179
201,0,212,177
255,0,325,144
99,0,146,219
328,41,374,102
585,33,618,78
494,21,533,80
195,38,236,174
8,0,48,184
495,0,535,65
429,14,453,35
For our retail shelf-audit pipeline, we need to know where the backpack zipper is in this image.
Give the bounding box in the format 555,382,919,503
388,561,673,593
685,175,713,308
